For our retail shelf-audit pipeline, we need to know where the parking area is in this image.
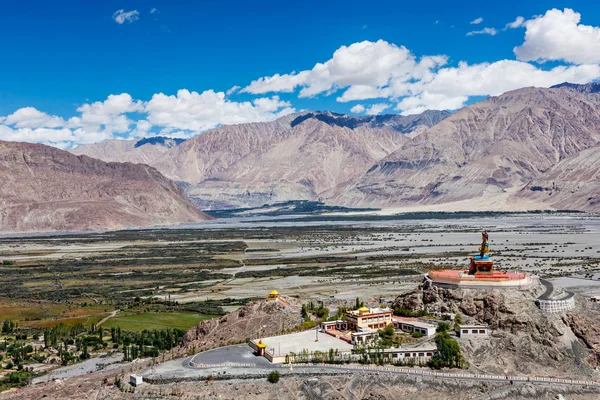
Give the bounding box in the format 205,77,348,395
254,329,353,358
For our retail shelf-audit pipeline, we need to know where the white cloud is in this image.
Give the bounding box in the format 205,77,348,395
365,103,390,115
3,107,65,129
466,27,498,36
0,90,295,148
350,104,365,113
396,61,600,114
150,8,159,14
505,16,525,29
239,28,600,116
145,89,294,133
226,85,241,95
243,40,447,101
112,9,140,24
514,8,600,64
470,17,484,25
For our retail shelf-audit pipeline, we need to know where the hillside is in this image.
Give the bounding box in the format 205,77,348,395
71,136,185,165
0,140,210,232
334,84,600,209
152,111,447,208
515,144,600,211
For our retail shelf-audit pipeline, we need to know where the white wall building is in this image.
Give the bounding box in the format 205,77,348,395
457,325,489,338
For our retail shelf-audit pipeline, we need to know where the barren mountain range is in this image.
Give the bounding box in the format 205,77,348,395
335,83,600,210
62,82,600,215
72,110,449,209
0,140,210,232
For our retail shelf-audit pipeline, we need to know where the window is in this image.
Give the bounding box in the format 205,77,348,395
462,329,468,334
479,329,485,334
418,353,424,357
426,352,432,356
471,329,477,334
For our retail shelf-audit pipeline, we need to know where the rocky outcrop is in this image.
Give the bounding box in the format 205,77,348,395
565,314,600,366
182,298,302,351
0,140,211,232
393,282,598,378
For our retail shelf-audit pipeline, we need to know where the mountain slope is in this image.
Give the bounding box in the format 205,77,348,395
154,111,436,208
514,143,600,211
70,137,184,165
334,85,600,208
0,140,210,232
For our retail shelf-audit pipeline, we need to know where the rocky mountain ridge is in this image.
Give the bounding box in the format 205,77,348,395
70,136,184,165
0,140,211,232
335,83,600,211
69,110,449,209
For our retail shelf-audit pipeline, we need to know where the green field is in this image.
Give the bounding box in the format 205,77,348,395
103,311,216,332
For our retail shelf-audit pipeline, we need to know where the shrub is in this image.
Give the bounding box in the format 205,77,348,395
411,331,423,339
267,370,280,383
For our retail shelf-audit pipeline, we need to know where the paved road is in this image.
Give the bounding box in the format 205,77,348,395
538,278,575,301
142,344,600,389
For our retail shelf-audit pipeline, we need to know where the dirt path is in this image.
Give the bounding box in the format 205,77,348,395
96,309,119,326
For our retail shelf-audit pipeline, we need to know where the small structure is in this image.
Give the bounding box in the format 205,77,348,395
130,374,143,387
350,327,378,344
590,296,600,303
384,345,436,363
392,317,436,337
267,290,280,302
457,325,489,338
255,340,267,356
345,306,393,330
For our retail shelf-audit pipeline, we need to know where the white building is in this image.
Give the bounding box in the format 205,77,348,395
457,325,489,338
392,317,436,337
350,327,378,344
130,375,143,387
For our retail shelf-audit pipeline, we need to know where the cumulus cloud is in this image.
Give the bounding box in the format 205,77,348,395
3,107,65,129
242,40,447,100
466,27,498,36
350,104,365,114
365,103,390,115
0,90,295,148
505,16,525,29
150,8,159,14
470,17,484,25
514,8,600,64
240,15,600,116
145,89,294,133
397,61,600,114
112,9,140,24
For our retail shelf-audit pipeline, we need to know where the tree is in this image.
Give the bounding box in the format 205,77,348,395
436,322,451,333
377,325,395,347
453,313,463,332
267,370,280,383
429,331,465,369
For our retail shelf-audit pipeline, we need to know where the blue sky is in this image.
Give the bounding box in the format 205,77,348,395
1,0,600,147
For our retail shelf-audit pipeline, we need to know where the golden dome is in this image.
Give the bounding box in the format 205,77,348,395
269,290,279,296
358,306,370,313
